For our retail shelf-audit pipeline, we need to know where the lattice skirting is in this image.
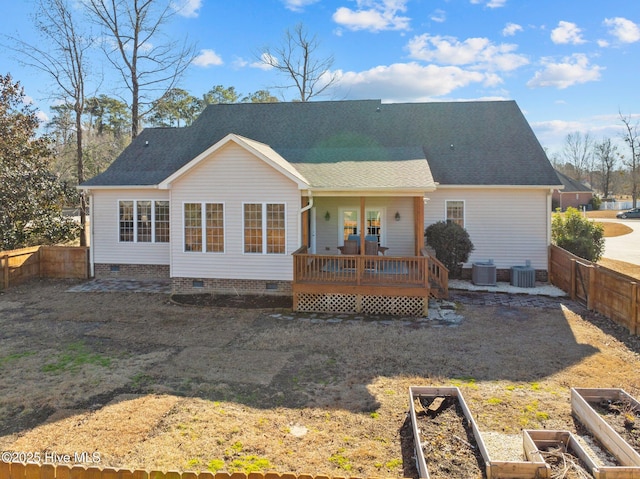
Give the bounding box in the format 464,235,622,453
295,292,427,316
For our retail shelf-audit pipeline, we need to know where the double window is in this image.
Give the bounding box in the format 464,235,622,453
184,203,225,253
244,203,286,254
119,200,169,243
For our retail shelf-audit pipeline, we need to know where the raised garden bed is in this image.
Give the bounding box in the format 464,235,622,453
409,386,489,479
571,388,640,477
524,430,594,479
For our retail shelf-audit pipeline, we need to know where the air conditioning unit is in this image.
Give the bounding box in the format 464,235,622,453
511,265,535,288
472,261,496,286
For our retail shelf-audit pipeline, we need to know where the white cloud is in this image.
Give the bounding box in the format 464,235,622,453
249,53,277,71
470,0,507,8
502,22,523,36
172,0,202,18
597,39,610,48
330,62,496,101
604,17,640,43
406,34,529,72
332,0,411,32
192,49,223,67
37,111,49,123
551,21,586,45
430,9,446,23
527,54,603,89
281,0,320,12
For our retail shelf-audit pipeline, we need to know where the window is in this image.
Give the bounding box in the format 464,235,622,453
446,200,465,227
184,202,225,253
244,203,285,254
184,203,202,252
338,208,384,244
119,201,134,242
155,201,170,243
206,203,224,252
137,201,152,242
118,200,170,243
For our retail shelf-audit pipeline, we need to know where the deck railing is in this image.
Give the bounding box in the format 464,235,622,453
292,246,448,298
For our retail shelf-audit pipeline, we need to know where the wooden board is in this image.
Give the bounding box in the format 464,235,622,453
572,388,640,469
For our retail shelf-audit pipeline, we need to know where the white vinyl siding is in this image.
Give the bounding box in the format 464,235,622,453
315,197,415,256
91,190,171,265
170,142,299,281
425,188,550,270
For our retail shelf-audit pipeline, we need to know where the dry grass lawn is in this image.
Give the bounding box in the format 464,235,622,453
0,280,639,478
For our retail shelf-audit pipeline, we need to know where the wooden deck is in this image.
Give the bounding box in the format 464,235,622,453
291,247,448,315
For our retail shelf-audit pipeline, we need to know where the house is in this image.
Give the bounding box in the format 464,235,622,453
81,99,562,315
552,170,594,211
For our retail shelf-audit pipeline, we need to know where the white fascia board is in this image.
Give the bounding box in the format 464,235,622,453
310,187,435,197
78,185,159,191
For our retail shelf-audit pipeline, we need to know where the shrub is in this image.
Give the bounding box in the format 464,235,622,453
425,221,474,278
589,195,602,211
552,207,605,262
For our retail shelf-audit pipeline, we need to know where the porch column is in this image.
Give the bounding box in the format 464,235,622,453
414,196,425,255
359,197,366,254
301,197,309,248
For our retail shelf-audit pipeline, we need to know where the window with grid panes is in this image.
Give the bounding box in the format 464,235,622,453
154,201,170,243
137,201,152,242
119,201,134,242
184,203,202,252
446,200,465,227
206,203,224,252
244,203,285,254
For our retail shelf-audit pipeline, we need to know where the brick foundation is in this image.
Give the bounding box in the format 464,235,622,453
94,263,170,279
172,277,292,296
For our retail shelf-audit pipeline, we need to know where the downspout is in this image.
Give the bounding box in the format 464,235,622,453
88,190,95,277
299,191,313,249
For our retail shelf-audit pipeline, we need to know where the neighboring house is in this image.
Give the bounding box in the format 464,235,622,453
552,170,594,211
81,99,562,315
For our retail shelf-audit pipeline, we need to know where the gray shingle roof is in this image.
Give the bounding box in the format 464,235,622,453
555,170,593,192
81,99,561,189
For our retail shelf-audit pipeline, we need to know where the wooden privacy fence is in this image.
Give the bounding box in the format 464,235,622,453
549,245,639,335
0,463,395,479
0,246,89,289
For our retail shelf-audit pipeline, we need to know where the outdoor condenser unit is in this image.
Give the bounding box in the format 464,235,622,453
472,261,496,286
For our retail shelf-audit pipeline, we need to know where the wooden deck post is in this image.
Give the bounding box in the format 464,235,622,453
414,196,424,256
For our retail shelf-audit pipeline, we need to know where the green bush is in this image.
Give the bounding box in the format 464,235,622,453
589,196,602,211
552,207,605,262
425,221,474,278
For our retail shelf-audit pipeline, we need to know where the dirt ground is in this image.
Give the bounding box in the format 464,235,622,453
1,280,640,478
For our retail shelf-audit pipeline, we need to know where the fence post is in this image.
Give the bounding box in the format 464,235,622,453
570,258,576,301
587,264,596,311
632,282,638,335
2,254,8,289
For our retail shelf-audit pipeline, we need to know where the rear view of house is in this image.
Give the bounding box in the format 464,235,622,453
81,99,562,315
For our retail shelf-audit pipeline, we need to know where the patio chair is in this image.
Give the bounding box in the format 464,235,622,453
338,239,358,255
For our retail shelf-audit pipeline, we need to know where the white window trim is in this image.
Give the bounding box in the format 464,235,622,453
445,199,465,227
337,207,386,246
118,199,169,244
182,201,226,254
242,202,287,255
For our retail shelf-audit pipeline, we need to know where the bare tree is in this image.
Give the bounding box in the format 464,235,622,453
83,0,196,138
594,137,618,198
258,23,338,102
10,0,92,246
562,132,594,184
620,112,640,207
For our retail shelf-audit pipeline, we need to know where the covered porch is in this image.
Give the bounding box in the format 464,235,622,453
293,196,448,316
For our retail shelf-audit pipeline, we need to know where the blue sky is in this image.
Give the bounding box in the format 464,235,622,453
2,0,639,156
